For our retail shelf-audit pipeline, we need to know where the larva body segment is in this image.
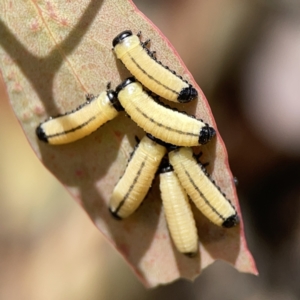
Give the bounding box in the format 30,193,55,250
109,135,167,219
36,91,122,145
113,30,197,103
116,79,215,147
160,163,199,256
168,147,239,228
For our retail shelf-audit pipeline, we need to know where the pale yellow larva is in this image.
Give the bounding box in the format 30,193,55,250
113,30,197,103
169,147,239,228
116,78,215,147
159,162,199,256
36,91,122,145
109,134,167,219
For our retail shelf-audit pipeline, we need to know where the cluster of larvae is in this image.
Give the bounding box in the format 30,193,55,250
36,30,239,257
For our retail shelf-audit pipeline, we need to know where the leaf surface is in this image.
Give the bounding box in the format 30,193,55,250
0,0,257,287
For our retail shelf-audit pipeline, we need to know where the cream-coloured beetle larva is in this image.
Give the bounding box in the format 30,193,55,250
159,160,199,256
36,90,123,145
169,147,239,228
109,134,167,219
113,30,197,103
116,78,215,147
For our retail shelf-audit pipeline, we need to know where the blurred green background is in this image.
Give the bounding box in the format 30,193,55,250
1,0,300,299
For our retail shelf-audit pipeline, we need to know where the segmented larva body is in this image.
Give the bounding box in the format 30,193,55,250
168,147,239,228
159,163,199,256
109,134,167,219
116,78,215,147
113,30,197,103
36,91,122,145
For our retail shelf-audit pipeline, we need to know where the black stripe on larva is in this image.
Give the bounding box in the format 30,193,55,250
113,158,147,217
38,92,100,126
152,97,201,123
45,96,94,121
195,156,234,207
138,35,196,100
114,30,196,102
151,96,201,124
135,106,199,138
114,142,139,189
36,126,48,143
117,80,215,145
183,166,226,222
222,214,239,228
116,77,136,94
128,53,180,97
198,124,216,145
127,140,139,165
135,135,141,144
112,30,132,47
107,90,124,112
152,97,189,115
191,152,239,227
36,90,119,142
178,86,198,103
45,115,98,140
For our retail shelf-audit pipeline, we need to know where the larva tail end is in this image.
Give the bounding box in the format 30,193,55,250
107,90,124,112
109,207,122,220
222,214,239,228
36,125,48,143
177,86,198,103
116,77,136,94
112,30,133,47
184,251,198,258
198,125,216,145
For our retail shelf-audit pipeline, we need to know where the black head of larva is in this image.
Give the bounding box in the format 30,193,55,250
222,214,239,228
116,77,136,94
167,143,179,152
198,124,216,145
109,207,122,220
107,90,124,112
159,158,174,174
177,86,198,103
112,30,133,47
36,125,48,143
